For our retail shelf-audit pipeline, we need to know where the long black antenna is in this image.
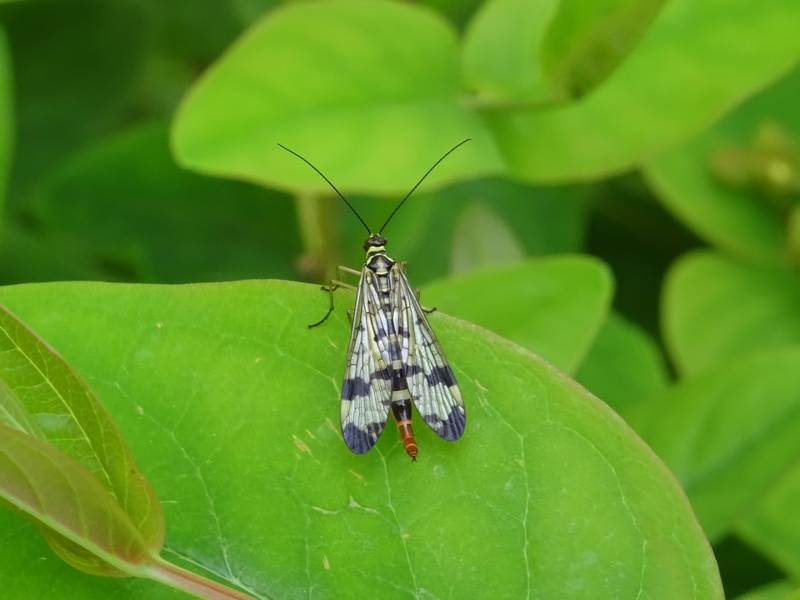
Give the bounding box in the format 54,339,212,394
278,139,471,235
378,138,471,234
278,143,371,235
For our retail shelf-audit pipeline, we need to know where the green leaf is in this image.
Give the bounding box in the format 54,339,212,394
644,66,800,262
737,459,800,582
0,424,154,576
662,250,800,377
27,122,300,283
423,255,613,373
639,348,800,542
231,0,280,26
733,580,796,600
485,0,800,182
0,303,165,572
449,200,526,273
461,0,558,104
1,0,148,202
462,0,667,103
172,0,503,194
139,0,243,62
540,0,668,97
0,281,722,599
574,311,669,424
0,225,102,285
788,203,800,266
0,26,11,214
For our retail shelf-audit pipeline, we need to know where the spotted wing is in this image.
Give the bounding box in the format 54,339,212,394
340,268,393,453
397,268,466,441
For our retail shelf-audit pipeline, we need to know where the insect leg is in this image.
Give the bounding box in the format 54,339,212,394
399,261,437,314
308,266,361,328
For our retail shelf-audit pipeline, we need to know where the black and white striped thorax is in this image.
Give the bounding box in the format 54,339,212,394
340,233,466,455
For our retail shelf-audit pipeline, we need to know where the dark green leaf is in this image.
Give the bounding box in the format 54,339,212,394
27,122,300,283
731,581,796,600
0,26,11,212
1,0,148,203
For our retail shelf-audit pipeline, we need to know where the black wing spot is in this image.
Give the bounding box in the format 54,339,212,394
426,366,458,388
342,377,371,399
439,404,466,441
421,404,466,441
342,422,383,454
342,370,392,400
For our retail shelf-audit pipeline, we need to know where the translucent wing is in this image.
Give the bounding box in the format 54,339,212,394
397,268,466,441
340,268,393,453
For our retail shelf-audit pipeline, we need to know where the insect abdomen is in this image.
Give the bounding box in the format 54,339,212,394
391,396,418,460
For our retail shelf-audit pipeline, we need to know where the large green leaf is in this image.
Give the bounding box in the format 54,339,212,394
662,250,800,377
639,348,800,543
0,281,722,598
173,0,503,194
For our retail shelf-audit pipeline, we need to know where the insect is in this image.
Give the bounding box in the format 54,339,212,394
279,140,469,460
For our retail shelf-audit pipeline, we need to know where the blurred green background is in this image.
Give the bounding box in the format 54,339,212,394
2,1,800,599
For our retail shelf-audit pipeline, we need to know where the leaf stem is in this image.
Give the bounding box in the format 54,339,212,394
144,556,258,600
295,190,341,281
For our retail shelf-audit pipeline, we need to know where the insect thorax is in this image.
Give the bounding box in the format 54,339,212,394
366,251,395,275
364,233,395,274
